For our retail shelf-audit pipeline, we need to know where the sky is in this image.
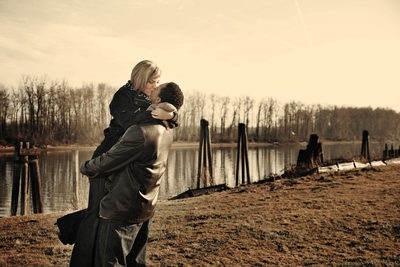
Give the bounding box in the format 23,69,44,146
0,0,400,110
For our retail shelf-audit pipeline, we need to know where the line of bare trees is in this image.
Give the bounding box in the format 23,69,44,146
0,76,113,145
177,94,400,143
1,75,400,146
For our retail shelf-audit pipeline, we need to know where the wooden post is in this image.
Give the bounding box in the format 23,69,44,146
243,126,250,184
10,144,22,216
383,144,388,160
197,119,213,188
241,133,245,184
197,122,204,189
296,134,323,174
236,123,250,186
235,125,241,187
30,158,43,213
205,122,213,185
390,144,395,159
20,142,30,215
360,130,370,161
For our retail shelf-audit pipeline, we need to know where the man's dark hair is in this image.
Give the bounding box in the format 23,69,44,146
159,82,184,110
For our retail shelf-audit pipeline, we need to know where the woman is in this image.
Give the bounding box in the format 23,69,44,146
68,60,177,267
92,59,177,158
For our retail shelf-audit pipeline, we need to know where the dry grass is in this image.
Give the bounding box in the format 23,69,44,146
1,165,399,266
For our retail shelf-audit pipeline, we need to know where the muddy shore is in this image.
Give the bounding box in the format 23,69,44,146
0,164,399,266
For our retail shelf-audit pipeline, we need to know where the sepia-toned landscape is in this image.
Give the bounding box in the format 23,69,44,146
1,164,399,266
1,1,400,266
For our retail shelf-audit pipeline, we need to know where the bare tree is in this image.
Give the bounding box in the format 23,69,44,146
9,89,21,135
0,85,9,140
35,77,46,136
209,94,217,137
4,76,400,146
21,75,37,135
219,96,230,140
255,100,263,141
96,83,108,128
243,96,254,128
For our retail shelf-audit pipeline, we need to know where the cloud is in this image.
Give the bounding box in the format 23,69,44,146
0,36,37,61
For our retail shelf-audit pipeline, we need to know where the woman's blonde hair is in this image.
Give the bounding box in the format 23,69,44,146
130,60,161,91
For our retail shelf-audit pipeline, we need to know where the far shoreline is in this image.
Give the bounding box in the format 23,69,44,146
0,141,278,154
0,140,372,155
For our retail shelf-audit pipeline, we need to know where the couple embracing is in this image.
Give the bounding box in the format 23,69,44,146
58,60,184,267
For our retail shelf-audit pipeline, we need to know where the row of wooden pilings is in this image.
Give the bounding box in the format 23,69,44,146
200,125,399,188
296,131,373,173
199,125,391,188
383,144,400,160
197,119,250,188
295,129,400,173
10,121,251,215
11,126,399,214
10,144,81,217
9,121,251,213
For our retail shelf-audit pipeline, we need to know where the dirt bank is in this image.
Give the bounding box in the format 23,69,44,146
1,165,399,266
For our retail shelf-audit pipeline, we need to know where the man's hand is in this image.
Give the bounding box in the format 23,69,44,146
151,107,174,120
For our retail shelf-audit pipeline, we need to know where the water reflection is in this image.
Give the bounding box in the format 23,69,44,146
0,142,385,217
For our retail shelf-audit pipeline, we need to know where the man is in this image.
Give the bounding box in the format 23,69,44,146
67,80,178,266
79,82,183,266
67,64,177,266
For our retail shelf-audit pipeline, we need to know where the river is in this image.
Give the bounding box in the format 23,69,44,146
0,142,385,217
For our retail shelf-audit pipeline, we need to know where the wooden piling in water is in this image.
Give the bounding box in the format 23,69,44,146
20,142,30,215
390,144,395,158
235,126,241,186
296,134,323,174
383,143,398,161
360,130,370,161
30,158,43,213
383,144,388,160
197,119,213,188
10,141,43,216
10,152,22,216
235,123,250,186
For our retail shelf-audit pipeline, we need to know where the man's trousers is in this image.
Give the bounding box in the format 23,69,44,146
94,218,150,267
